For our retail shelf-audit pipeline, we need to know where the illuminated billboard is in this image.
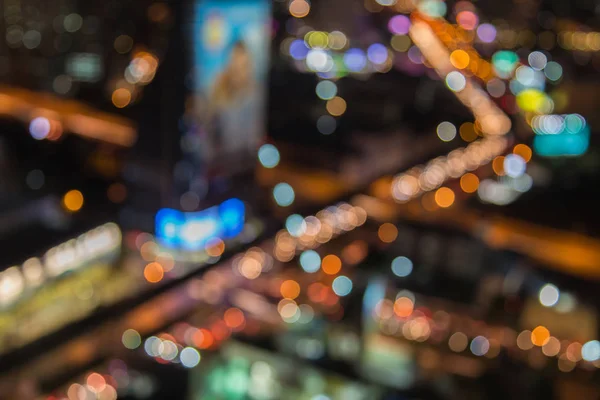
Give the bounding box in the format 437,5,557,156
155,198,245,250
184,0,270,174
532,114,589,157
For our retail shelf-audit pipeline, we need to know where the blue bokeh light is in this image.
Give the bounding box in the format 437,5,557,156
344,48,367,72
332,275,353,296
258,144,280,168
273,183,295,207
300,250,321,273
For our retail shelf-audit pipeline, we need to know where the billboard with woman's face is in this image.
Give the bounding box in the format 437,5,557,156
186,0,270,176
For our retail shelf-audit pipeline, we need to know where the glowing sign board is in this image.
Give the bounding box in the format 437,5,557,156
532,114,589,157
155,198,245,250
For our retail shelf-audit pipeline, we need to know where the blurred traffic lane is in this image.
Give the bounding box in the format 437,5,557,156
0,86,136,147
356,191,600,279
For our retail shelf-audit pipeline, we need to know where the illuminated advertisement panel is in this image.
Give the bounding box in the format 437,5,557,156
532,114,590,157
185,0,270,174
155,198,245,250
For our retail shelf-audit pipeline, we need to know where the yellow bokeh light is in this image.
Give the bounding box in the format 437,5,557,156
308,31,328,48
450,49,470,69
112,88,131,108
460,173,479,193
326,96,347,116
513,144,532,162
516,89,553,113
434,187,455,208
63,189,84,212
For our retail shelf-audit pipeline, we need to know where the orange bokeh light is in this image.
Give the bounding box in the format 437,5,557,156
63,189,84,212
378,223,398,243
205,238,225,257
322,254,342,275
394,297,414,317
326,96,347,116
193,328,214,349
531,326,550,347
112,88,131,108
492,156,505,176
459,122,477,142
450,49,470,69
434,187,455,208
144,262,164,283
289,0,310,18
280,279,301,299
460,173,479,193
86,373,106,392
224,308,245,330
513,144,532,162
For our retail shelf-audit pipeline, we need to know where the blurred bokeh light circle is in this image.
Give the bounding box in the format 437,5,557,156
539,284,560,307
445,71,466,92
391,256,413,277
286,214,306,237
180,347,201,368
332,276,353,296
344,48,367,72
317,115,337,134
470,336,490,356
388,15,411,35
300,250,321,273
582,340,600,362
29,117,51,140
273,183,295,207
437,121,457,142
477,23,497,43
316,80,337,100
258,144,280,168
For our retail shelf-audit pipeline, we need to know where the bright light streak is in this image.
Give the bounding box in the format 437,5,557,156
409,19,511,136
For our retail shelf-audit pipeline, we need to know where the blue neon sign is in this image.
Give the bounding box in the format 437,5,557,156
155,198,245,250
